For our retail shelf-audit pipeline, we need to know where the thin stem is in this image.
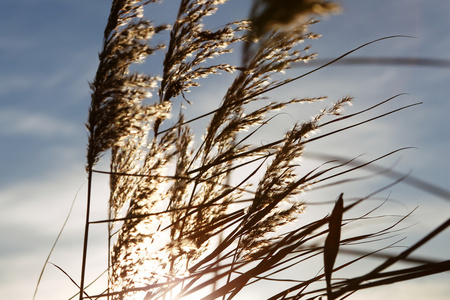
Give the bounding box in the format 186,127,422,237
79,168,93,300
107,199,111,300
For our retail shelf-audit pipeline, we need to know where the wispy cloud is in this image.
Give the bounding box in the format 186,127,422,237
0,109,77,137
0,35,40,52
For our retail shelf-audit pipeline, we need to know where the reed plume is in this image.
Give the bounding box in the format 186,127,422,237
74,0,450,299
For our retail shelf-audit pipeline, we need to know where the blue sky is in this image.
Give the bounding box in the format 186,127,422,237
1,1,449,299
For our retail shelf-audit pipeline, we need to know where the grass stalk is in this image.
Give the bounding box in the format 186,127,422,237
79,168,93,300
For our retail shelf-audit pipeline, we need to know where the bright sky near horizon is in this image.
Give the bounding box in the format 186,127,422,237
1,1,449,299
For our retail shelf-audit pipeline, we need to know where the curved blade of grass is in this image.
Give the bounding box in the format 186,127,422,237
49,262,93,300
331,217,450,299
157,36,414,135
304,152,450,201
186,102,420,176
33,183,83,300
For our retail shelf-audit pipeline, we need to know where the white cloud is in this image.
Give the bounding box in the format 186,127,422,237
0,167,109,300
0,35,41,52
0,109,77,137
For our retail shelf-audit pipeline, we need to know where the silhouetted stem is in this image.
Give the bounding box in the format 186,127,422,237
79,168,93,300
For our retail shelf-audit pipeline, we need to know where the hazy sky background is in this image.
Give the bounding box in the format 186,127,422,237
1,1,449,299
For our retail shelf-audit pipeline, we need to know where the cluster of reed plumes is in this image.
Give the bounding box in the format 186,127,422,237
75,0,449,299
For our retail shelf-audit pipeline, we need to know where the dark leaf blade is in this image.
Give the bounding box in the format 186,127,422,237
324,193,344,300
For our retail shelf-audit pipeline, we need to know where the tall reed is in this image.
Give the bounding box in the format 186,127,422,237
73,0,450,299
